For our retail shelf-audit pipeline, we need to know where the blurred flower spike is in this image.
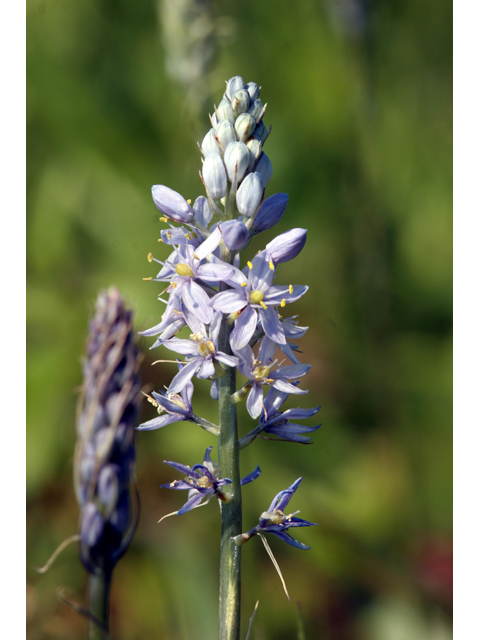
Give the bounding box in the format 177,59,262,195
74,288,142,575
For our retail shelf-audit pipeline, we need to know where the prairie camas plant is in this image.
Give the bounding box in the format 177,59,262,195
75,288,142,640
140,75,320,640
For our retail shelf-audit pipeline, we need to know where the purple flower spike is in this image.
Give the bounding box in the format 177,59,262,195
152,185,194,223
234,478,318,550
265,228,307,264
159,447,261,516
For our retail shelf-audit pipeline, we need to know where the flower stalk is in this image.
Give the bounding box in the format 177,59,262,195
217,282,242,640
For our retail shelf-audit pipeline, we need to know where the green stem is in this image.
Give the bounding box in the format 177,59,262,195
88,570,111,640
217,279,242,640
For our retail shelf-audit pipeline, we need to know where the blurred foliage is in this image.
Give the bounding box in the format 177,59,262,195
27,0,452,638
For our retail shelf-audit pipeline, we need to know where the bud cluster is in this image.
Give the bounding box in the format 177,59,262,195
75,288,142,575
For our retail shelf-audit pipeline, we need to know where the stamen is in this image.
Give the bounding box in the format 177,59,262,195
143,277,152,281
241,282,247,287
166,231,172,240
289,285,293,294
147,252,153,262
250,290,264,304
187,199,192,204
158,238,163,243
247,261,253,270
260,301,267,309
175,263,194,277
280,298,286,307
269,260,274,271
185,233,192,240
160,217,168,223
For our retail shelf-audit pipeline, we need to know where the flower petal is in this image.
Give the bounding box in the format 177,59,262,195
259,306,286,345
241,466,262,485
231,306,257,351
246,384,264,419
211,290,247,313
168,359,201,394
137,413,183,430
183,280,213,324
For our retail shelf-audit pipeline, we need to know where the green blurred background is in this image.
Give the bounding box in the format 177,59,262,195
26,0,452,638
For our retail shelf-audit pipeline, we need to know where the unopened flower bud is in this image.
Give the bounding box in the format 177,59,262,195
255,152,273,187
193,196,212,227
253,193,289,231
245,82,260,102
201,128,221,156
231,89,250,117
215,120,236,152
202,153,227,199
246,138,263,171
152,185,194,223
226,76,245,101
247,99,264,121
224,141,250,184
220,219,249,250
234,113,257,142
236,172,264,217
216,97,235,125
252,120,270,143
266,228,307,264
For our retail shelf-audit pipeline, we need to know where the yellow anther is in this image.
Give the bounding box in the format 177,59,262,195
158,238,163,243
185,233,192,240
175,263,194,277
260,301,268,310
166,231,172,240
269,260,275,271
249,290,264,304
143,277,152,281
289,284,293,294
147,252,153,262
160,217,168,223
193,253,199,259
187,199,192,204
247,260,253,270
241,282,247,287
280,298,286,308
253,364,272,381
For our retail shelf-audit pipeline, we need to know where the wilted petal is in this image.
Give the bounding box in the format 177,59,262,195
241,466,262,485
268,530,311,550
177,491,208,515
